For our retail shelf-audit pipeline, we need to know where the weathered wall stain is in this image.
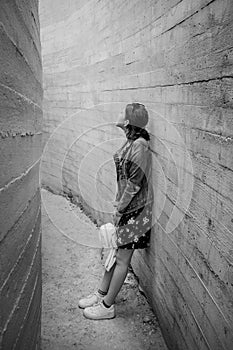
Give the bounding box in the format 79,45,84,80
40,1,233,349
0,0,43,349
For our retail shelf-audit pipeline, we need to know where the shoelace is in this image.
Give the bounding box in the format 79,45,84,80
91,300,102,307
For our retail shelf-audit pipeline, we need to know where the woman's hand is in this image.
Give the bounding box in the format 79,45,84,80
113,209,122,227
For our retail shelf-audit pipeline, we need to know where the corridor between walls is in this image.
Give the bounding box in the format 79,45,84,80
39,1,233,350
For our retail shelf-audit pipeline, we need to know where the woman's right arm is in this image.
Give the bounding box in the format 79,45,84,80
116,139,148,214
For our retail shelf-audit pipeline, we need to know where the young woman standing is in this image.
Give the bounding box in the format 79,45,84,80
79,103,153,319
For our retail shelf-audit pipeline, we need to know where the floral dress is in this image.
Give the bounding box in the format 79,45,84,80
113,137,153,249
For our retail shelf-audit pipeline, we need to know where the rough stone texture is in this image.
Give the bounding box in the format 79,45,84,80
0,1,43,349
40,1,233,349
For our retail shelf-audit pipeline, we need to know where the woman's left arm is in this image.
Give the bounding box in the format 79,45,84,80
116,139,148,214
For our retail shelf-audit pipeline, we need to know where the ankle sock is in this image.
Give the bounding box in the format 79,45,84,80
102,300,111,308
97,289,107,296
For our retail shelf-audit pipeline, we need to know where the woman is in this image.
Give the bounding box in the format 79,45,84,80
78,103,153,320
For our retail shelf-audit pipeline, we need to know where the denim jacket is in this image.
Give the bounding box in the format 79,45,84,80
113,137,153,214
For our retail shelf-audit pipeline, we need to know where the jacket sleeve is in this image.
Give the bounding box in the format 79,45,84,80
117,140,148,213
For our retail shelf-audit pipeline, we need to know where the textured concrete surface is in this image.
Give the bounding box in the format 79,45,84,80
40,1,233,349
0,1,42,349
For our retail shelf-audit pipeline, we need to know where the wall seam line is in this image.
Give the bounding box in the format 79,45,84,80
0,21,42,86
12,274,40,350
0,188,40,244
158,222,233,331
0,208,41,293
156,254,224,349
0,82,42,111
1,217,41,335
0,158,41,194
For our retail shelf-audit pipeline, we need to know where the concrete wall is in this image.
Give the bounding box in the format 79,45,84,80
0,1,43,349
40,1,233,349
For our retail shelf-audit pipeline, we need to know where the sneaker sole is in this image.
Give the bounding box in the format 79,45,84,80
83,310,116,320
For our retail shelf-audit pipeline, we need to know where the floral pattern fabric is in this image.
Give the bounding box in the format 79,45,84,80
116,203,152,249
113,135,153,249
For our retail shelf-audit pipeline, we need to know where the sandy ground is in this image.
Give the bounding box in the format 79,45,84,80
41,189,168,350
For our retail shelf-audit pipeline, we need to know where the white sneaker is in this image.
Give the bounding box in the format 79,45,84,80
78,292,104,309
83,301,116,320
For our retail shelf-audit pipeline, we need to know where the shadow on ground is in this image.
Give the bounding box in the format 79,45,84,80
41,189,168,350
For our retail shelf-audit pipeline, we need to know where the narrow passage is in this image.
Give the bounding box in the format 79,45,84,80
41,189,168,350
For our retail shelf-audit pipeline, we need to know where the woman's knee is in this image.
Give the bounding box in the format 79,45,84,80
116,249,134,267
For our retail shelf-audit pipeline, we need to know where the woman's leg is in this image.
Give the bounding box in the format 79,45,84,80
103,248,134,306
98,263,116,294
82,249,134,319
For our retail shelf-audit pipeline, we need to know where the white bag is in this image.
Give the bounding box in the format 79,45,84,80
99,223,117,248
104,248,117,272
99,223,117,271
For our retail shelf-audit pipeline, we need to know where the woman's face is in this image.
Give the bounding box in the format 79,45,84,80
116,110,129,129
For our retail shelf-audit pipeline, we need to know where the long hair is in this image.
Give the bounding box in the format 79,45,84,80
125,103,150,141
